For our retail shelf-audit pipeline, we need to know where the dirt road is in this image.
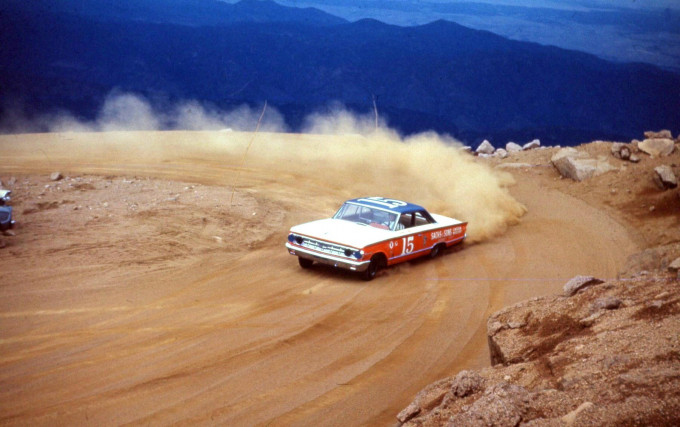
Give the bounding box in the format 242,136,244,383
0,131,637,425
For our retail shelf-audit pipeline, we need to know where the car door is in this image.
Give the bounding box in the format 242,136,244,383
389,211,431,262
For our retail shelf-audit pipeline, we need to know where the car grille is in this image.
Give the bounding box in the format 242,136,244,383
300,237,353,258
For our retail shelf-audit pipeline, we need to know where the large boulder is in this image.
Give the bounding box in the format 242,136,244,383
551,148,616,181
638,138,675,157
653,165,678,190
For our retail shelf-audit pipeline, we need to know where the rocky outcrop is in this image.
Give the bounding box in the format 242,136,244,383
551,148,616,181
399,270,680,426
620,242,680,277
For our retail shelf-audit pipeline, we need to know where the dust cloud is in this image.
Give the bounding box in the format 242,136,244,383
1,92,287,134
2,93,526,242
251,106,526,242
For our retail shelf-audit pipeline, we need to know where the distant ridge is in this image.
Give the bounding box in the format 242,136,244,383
1,0,678,145
0,0,347,26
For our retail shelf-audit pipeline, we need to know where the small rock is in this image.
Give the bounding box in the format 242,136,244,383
50,172,63,181
523,139,540,150
396,403,420,424
488,321,504,335
644,130,672,139
450,370,485,398
629,154,640,163
495,148,508,159
669,258,680,272
649,300,664,309
562,401,595,426
592,296,622,311
507,321,525,329
448,383,529,427
506,142,523,152
564,275,604,297
611,142,631,160
476,140,495,155
580,311,603,327
653,165,678,190
3,230,16,237
397,377,453,423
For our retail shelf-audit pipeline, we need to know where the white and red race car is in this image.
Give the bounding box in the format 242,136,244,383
286,197,467,280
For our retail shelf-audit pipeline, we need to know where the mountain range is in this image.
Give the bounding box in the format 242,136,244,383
1,0,679,146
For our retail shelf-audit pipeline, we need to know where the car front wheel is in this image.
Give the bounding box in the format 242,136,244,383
362,255,384,281
298,257,314,269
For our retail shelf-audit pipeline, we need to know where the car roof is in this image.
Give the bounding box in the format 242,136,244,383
346,197,427,214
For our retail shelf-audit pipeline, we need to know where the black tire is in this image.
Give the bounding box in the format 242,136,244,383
429,243,444,259
362,255,384,281
298,257,314,269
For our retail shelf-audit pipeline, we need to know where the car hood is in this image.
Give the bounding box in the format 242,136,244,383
290,218,391,248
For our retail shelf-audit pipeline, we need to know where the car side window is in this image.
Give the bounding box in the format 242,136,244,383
399,213,413,229
414,211,434,226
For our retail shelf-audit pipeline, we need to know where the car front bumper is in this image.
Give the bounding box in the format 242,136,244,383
286,243,371,272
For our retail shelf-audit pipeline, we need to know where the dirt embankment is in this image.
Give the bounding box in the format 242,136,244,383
0,131,673,425
398,138,680,426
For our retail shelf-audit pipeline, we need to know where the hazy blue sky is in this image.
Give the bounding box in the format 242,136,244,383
269,0,680,13
450,0,680,10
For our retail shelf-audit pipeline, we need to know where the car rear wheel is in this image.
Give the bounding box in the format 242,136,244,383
429,243,445,258
298,257,314,269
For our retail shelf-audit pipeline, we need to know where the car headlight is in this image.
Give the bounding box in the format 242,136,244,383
288,234,304,244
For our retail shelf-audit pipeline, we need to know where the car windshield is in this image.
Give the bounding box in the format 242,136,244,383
333,203,398,230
